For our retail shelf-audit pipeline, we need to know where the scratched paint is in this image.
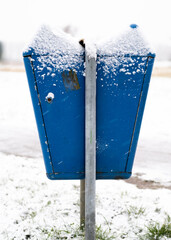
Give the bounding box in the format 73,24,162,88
62,69,80,91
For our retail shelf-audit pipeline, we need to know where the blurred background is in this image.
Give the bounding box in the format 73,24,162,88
0,0,170,172
0,0,171,173
0,1,171,239
0,0,171,65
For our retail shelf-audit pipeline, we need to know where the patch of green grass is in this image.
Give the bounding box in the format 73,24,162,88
30,211,37,219
127,205,146,218
95,225,116,240
142,215,171,240
41,224,84,239
73,184,79,190
41,227,68,239
41,223,116,239
120,191,128,198
119,232,128,239
155,208,161,214
46,200,52,207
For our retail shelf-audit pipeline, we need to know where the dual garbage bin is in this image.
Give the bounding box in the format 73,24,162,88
23,25,155,180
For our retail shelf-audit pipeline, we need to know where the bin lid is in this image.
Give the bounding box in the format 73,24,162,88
23,25,84,57
23,24,155,59
23,25,84,74
97,24,155,58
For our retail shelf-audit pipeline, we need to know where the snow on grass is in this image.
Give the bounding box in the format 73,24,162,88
0,152,171,239
134,76,171,186
0,71,41,158
0,71,171,239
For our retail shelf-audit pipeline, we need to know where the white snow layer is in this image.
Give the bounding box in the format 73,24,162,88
26,25,83,56
96,26,154,77
85,40,97,60
97,25,153,56
26,24,153,61
24,25,155,77
25,25,84,73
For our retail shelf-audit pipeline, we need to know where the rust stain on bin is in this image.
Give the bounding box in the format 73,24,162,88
62,69,80,91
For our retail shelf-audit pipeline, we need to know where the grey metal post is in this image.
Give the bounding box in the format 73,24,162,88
80,179,85,227
85,46,96,240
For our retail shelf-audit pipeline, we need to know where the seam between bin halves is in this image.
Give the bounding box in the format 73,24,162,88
124,57,150,172
30,58,55,174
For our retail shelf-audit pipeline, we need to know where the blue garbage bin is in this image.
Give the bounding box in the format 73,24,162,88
23,25,155,180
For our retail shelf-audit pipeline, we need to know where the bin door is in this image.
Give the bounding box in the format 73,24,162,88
96,56,148,178
31,54,85,179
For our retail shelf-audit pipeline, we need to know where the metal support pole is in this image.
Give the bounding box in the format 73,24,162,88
80,179,85,227
85,46,96,240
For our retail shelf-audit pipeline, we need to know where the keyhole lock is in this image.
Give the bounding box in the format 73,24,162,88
47,97,53,103
45,92,55,104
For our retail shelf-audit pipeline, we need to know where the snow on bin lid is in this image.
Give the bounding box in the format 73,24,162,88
23,25,84,56
97,24,155,57
23,25,85,73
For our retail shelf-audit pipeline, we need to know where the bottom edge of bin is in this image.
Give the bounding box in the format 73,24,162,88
46,172,132,180
96,172,132,180
46,172,85,180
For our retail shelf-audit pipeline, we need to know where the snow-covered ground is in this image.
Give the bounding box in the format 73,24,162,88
0,70,171,239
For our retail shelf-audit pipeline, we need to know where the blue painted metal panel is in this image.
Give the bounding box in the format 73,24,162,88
23,56,53,174
125,56,155,173
24,52,85,180
96,55,155,179
24,48,155,180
